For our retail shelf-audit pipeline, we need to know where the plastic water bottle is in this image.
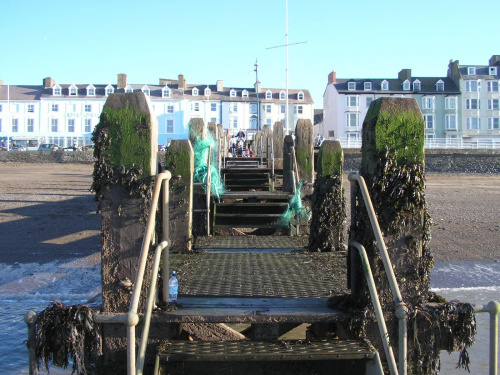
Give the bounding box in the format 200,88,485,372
169,271,178,303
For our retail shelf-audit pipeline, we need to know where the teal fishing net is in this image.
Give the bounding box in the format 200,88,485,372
280,183,311,228
192,133,226,201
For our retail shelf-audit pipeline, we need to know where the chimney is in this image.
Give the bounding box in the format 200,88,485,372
159,78,171,86
398,69,411,81
43,77,55,89
117,73,127,89
254,80,261,93
0,79,3,86
178,74,186,90
328,71,337,84
489,55,500,67
216,80,224,92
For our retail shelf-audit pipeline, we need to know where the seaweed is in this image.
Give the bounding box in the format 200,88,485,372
34,301,101,374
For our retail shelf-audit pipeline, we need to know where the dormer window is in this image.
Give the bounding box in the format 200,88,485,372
297,91,304,101
436,80,445,91
402,80,410,90
142,85,150,96
347,82,356,90
125,84,133,93
279,90,286,100
105,84,114,96
204,87,211,96
192,88,199,96
381,80,389,91
53,84,62,96
69,84,78,96
265,90,272,100
242,90,249,98
162,86,171,98
364,82,372,91
413,80,421,91
468,67,476,75
230,89,236,97
489,67,498,75
87,84,96,96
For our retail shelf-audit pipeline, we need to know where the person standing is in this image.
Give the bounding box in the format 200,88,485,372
229,135,236,155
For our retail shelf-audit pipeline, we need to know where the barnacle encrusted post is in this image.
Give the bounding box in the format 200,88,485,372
295,119,315,185
91,92,157,371
309,140,346,252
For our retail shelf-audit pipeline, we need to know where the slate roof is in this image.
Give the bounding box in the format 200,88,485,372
0,85,43,101
313,109,323,125
458,66,500,78
334,76,460,95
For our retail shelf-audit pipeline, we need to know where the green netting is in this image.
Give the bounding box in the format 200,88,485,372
280,183,311,227
192,132,226,201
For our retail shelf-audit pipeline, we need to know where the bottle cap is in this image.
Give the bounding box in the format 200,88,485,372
172,271,176,276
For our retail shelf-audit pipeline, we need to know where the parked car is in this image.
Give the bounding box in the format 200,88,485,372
38,144,59,151
63,147,76,152
11,145,27,151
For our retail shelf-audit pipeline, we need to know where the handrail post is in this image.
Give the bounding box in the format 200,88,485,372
24,311,38,375
206,146,212,236
162,177,170,304
487,301,500,375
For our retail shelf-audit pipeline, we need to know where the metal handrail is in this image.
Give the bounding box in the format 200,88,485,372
348,172,407,375
473,301,500,375
206,146,212,236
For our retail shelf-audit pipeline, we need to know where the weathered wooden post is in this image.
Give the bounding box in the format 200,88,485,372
92,92,158,372
282,135,294,193
164,140,194,253
189,118,206,145
295,119,314,185
273,121,284,169
309,141,345,252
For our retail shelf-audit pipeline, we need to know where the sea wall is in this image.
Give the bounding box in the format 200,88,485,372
1,149,499,174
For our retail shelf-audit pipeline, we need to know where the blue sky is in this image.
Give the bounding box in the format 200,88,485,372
1,0,499,106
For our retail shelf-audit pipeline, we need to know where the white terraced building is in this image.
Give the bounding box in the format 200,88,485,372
0,73,314,150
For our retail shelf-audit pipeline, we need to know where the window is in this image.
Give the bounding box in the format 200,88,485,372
487,81,499,92
12,118,18,132
488,99,499,110
266,90,272,100
232,103,238,112
280,104,286,114
465,80,479,92
69,84,78,96
85,104,92,112
280,91,286,100
250,116,257,129
0,104,2,112
347,113,359,127
488,118,500,130
27,118,34,132
364,82,372,91
381,80,389,91
52,104,59,112
445,114,457,130
425,134,435,140
346,95,359,107
51,119,58,132
142,86,150,96
347,82,356,90
413,80,421,91
192,102,200,112
15,104,19,112
468,67,476,75
125,85,133,93
192,88,199,96
230,89,236,97
366,97,373,108
436,80,445,91
85,119,92,132
53,85,61,96
28,104,34,113
466,99,480,110
266,119,272,126
0,119,2,131
211,117,217,123
403,80,410,90
166,119,174,133
264,104,272,113
87,85,95,96
230,117,238,128
242,90,249,98
424,115,434,129
297,91,304,101
162,87,171,98
167,105,174,114
294,105,303,114
210,103,216,112
72,104,77,112
204,88,211,96
422,97,435,109
68,119,75,132
490,67,498,75
445,97,457,110
105,85,114,96
250,104,257,114
466,117,481,130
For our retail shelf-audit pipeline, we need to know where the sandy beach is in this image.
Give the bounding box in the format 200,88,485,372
0,163,498,264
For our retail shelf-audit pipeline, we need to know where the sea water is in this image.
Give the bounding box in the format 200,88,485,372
0,259,498,374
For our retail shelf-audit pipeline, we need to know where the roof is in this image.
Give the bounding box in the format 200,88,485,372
334,77,460,94
313,109,323,125
458,65,500,78
0,85,43,101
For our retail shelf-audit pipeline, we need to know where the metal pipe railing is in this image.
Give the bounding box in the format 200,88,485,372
474,301,500,375
348,172,407,375
350,240,399,375
206,146,212,236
